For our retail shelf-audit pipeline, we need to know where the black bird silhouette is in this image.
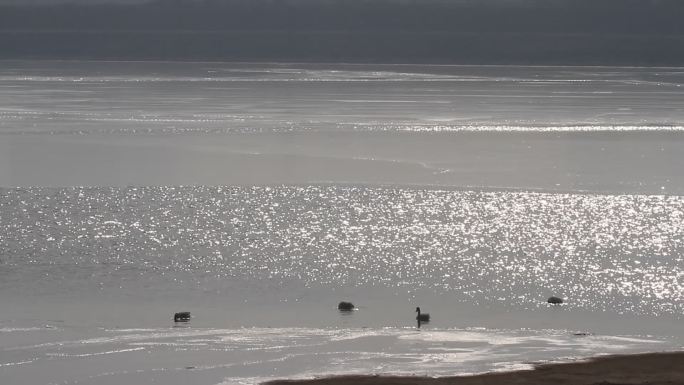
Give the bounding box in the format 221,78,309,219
174,312,191,322
415,307,430,322
547,296,564,304
338,301,355,311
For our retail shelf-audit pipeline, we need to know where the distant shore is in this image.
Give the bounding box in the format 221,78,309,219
266,351,684,385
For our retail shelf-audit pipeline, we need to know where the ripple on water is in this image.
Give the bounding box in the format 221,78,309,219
0,186,683,317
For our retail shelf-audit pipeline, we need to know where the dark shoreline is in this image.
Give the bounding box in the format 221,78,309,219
265,351,684,385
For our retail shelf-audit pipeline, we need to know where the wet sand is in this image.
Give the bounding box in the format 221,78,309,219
266,351,684,385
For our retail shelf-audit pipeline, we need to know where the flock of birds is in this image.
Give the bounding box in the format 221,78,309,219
172,296,564,325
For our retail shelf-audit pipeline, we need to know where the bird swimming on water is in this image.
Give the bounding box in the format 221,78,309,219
338,301,355,311
415,307,430,322
174,312,191,322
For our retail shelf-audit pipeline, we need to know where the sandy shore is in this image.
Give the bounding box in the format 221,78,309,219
266,351,684,385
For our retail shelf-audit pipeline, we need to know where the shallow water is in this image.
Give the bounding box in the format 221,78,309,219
0,325,674,385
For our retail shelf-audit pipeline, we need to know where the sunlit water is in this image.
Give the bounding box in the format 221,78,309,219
2,186,684,317
1,186,683,384
1,61,684,135
1,62,684,384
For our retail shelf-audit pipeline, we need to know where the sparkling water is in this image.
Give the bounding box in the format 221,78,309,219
1,61,683,385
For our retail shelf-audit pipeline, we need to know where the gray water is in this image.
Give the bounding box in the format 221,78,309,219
1,61,684,135
2,186,683,319
1,61,683,385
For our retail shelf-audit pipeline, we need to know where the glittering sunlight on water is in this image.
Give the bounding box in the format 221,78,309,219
1,186,682,318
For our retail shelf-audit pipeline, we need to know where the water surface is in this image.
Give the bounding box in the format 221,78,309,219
1,61,683,385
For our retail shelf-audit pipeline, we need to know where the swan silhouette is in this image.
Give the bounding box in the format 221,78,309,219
415,307,430,322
